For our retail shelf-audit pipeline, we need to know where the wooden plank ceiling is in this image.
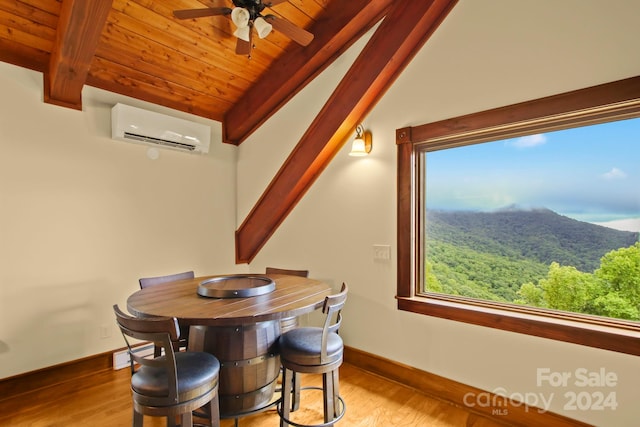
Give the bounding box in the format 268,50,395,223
0,0,388,144
0,0,458,263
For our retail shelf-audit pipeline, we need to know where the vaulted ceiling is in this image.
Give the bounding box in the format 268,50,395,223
0,0,394,144
0,0,458,262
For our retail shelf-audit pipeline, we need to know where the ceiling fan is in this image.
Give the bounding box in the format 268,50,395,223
173,0,314,57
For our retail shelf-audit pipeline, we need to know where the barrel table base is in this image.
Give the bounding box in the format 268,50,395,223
189,321,281,418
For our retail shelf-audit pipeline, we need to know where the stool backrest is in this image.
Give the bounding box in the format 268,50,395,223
265,267,309,277
320,283,348,362
138,270,195,289
113,304,181,404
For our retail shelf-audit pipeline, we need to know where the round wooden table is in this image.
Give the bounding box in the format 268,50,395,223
127,273,333,419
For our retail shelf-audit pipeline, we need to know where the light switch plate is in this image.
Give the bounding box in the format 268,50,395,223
373,244,391,260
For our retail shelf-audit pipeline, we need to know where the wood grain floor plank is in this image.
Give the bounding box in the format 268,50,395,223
0,363,507,427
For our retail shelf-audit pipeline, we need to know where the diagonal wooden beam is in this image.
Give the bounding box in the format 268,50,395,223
44,0,112,109
235,0,459,263
222,0,393,145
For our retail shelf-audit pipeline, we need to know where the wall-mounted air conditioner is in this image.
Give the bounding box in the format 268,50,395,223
111,103,211,154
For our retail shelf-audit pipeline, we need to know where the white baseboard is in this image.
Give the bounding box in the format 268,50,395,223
112,343,155,370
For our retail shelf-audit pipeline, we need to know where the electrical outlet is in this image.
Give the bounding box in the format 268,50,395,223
99,324,112,339
373,244,391,260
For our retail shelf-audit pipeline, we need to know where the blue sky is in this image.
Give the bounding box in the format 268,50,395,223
425,117,640,231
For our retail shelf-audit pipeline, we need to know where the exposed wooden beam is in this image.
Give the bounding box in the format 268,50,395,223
222,0,393,145
235,0,459,263
44,0,112,109
0,39,49,72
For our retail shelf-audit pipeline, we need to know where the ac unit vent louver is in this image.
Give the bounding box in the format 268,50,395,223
111,103,211,154
123,132,197,151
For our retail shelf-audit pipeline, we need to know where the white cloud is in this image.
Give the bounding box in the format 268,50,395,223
507,134,547,149
602,167,627,180
593,218,640,232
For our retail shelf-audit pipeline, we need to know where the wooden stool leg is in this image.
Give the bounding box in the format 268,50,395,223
133,410,143,427
209,391,220,427
180,412,193,427
292,371,301,411
332,368,341,418
280,368,292,427
322,372,335,423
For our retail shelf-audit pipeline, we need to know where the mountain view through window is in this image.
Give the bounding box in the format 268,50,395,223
422,118,640,321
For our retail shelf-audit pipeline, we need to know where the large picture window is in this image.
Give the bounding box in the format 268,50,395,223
396,76,640,355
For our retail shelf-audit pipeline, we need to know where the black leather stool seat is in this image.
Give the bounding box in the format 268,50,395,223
279,327,343,368
132,352,220,398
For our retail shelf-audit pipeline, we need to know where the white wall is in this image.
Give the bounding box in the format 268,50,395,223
239,1,640,426
0,62,242,377
0,0,638,425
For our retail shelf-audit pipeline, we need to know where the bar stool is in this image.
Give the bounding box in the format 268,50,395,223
113,305,221,427
265,267,309,334
138,270,195,355
277,283,348,427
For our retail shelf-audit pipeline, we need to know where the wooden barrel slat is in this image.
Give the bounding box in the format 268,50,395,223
189,320,280,416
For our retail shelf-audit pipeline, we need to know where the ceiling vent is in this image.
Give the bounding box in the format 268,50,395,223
111,103,211,154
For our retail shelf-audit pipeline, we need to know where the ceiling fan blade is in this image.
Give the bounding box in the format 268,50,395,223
236,31,252,56
265,15,314,46
173,7,231,20
265,0,289,6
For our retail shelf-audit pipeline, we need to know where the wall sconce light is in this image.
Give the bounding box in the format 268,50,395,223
349,125,372,157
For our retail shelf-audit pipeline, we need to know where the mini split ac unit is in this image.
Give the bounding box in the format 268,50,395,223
111,103,211,154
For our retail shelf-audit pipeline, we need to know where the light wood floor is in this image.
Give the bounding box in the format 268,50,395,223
0,363,507,427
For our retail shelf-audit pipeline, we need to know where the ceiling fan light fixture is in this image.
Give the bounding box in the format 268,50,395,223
233,25,251,42
231,7,250,28
254,17,273,39
172,2,315,55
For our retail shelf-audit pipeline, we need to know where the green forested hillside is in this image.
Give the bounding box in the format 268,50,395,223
426,208,637,272
426,240,548,302
424,208,640,316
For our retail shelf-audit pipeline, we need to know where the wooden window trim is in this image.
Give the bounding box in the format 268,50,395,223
396,76,640,356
